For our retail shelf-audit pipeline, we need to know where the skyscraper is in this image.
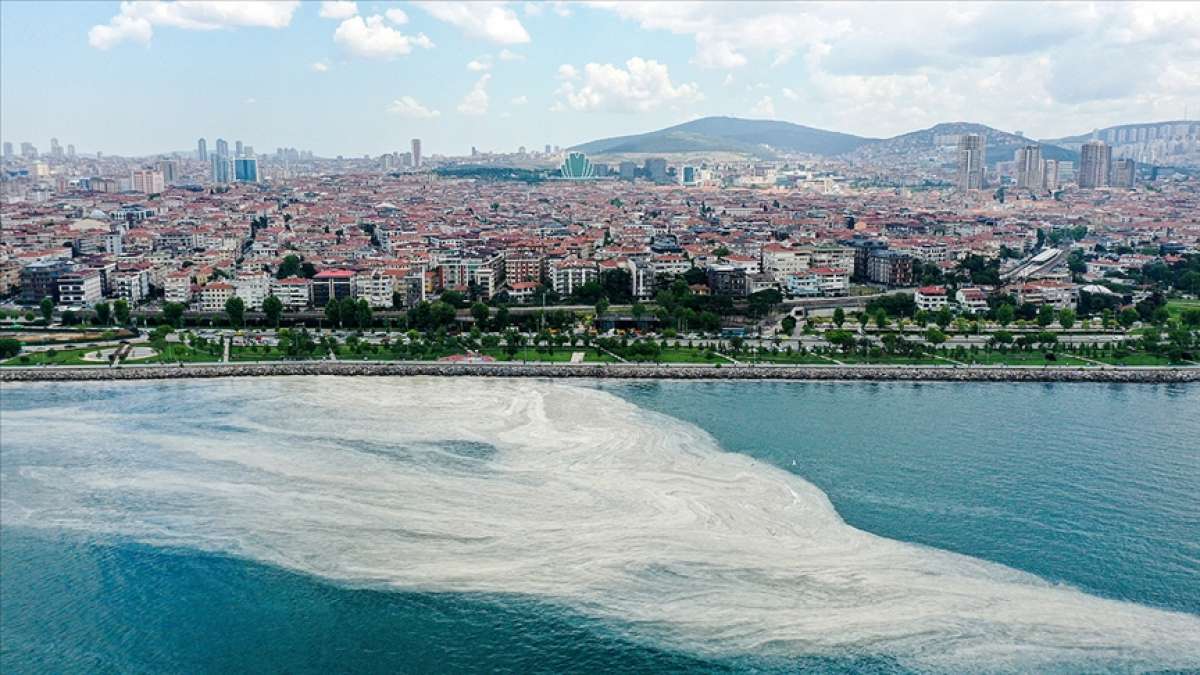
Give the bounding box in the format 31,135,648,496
215,138,229,159
197,138,208,161
956,134,986,190
2,142,12,158
1111,158,1136,188
235,140,244,157
411,138,422,168
158,159,178,183
1042,159,1060,191
211,155,231,183
234,158,259,183
1078,140,1111,189
49,138,62,158
644,157,668,183
66,144,75,158
1015,145,1043,190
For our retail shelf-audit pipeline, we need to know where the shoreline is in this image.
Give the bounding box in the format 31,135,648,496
2,361,1197,383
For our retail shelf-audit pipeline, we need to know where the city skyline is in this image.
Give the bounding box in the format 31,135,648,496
2,1,1199,157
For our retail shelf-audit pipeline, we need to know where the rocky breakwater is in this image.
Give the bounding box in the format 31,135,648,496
2,362,1198,383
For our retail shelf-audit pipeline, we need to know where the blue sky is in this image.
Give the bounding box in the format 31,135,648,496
2,1,1198,157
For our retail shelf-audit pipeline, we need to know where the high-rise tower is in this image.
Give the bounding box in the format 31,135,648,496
956,134,986,190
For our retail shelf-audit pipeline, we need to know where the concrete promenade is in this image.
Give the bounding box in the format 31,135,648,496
2,360,1197,383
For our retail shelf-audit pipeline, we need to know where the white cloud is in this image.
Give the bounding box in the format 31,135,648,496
511,95,528,105
498,48,524,61
781,87,799,100
333,15,434,59
89,1,299,49
311,61,330,73
387,96,441,118
750,95,775,117
523,3,542,17
722,73,735,86
586,1,1200,137
553,57,702,113
693,40,746,69
557,64,579,80
467,58,492,72
414,1,530,44
457,74,492,115
385,8,409,25
319,1,357,20
244,97,257,105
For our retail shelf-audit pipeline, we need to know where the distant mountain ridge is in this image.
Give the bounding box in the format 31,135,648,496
1043,120,1198,150
571,116,1080,165
846,122,1079,166
570,116,875,157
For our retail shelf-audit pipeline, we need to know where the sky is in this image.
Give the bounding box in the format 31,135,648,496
2,1,1198,157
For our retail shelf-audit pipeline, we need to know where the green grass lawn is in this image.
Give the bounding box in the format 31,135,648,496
230,346,288,361
148,344,221,363
747,352,836,365
2,346,101,366
481,347,616,363
957,351,1093,366
1166,299,1200,318
1086,352,1180,366
831,353,948,365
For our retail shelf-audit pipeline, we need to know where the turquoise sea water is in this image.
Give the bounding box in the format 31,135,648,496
1,379,1198,673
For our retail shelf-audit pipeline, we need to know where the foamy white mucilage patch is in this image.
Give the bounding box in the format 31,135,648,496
2,377,1199,672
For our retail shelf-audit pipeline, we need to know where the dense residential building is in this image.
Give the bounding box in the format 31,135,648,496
55,270,103,306
311,269,355,307
270,277,312,310
915,285,949,311
867,250,914,287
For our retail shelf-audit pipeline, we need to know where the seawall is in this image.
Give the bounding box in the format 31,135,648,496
2,362,1198,383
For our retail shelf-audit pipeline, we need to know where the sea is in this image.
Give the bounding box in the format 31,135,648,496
1,377,1198,674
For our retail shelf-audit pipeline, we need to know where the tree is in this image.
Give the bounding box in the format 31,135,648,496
925,326,947,345
94,301,112,326
470,302,490,327
1036,304,1055,328
1151,305,1170,326
996,304,1015,327
39,296,54,325
0,337,21,359
162,302,185,328
935,307,953,329
324,298,340,327
595,297,610,317
833,307,845,328
1182,308,1200,329
440,290,467,309
780,315,797,336
276,254,302,279
1058,308,1076,330
114,299,131,325
1118,307,1139,330
225,296,246,328
339,297,358,329
873,308,889,329
354,298,373,330
263,295,283,328
631,302,647,320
